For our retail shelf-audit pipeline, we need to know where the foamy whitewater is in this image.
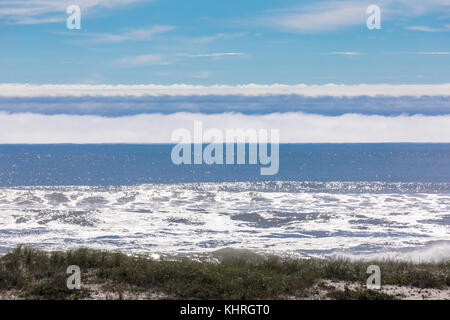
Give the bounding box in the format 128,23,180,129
1,182,449,262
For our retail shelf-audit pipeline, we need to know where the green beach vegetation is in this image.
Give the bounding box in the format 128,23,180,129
0,246,448,300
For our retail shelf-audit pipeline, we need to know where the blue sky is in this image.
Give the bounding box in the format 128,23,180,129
1,0,450,85
0,1,450,143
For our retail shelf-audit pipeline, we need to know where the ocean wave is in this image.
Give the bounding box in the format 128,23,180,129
0,182,448,261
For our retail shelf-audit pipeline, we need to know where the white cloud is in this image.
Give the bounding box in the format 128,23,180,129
416,52,450,55
406,25,450,32
119,54,170,66
180,32,247,44
117,52,242,66
0,112,449,143
268,2,367,32
0,0,149,25
176,53,244,58
82,25,174,42
10,16,65,25
2,83,450,97
327,52,362,55
263,0,450,32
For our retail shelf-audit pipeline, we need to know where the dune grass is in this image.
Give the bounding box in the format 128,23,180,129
0,246,448,300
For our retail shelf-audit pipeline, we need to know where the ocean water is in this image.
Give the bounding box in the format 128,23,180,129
0,144,449,261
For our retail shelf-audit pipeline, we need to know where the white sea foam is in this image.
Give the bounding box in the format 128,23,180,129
330,241,450,263
0,182,448,262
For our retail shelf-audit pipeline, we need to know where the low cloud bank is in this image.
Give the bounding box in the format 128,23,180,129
2,83,450,97
1,112,449,143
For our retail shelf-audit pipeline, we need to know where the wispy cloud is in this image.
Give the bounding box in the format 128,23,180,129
82,25,175,42
9,16,65,25
260,0,450,33
180,32,247,44
327,51,362,55
416,52,450,55
406,25,450,32
0,0,149,25
176,53,244,58
266,1,367,33
119,54,170,66
118,52,243,66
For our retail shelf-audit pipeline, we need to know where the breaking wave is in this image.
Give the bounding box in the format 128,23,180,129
0,182,448,262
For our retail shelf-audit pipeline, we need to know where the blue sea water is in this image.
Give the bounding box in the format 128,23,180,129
0,143,449,187
0,143,449,260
